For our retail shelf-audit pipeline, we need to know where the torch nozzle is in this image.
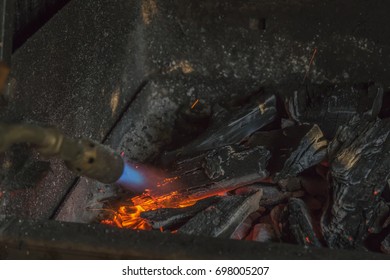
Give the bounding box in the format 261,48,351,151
0,123,125,184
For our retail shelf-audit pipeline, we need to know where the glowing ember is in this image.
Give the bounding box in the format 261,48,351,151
191,99,199,109
101,176,210,230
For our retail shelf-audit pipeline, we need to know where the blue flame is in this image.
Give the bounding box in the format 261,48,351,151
116,162,146,191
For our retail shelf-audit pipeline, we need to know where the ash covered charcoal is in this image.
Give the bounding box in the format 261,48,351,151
158,145,271,199
248,124,327,181
178,190,262,238
282,198,321,247
168,93,277,157
322,116,390,249
140,196,220,230
286,82,383,138
252,223,276,242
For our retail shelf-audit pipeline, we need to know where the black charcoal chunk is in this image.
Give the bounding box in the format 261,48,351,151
283,198,321,247
178,190,262,238
274,125,327,181
322,116,390,249
140,196,220,230
170,93,277,157
286,82,383,138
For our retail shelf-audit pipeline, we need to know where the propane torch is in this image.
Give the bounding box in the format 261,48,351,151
0,123,147,192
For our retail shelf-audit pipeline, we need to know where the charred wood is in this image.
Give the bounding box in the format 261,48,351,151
286,82,383,138
282,198,321,247
178,190,262,238
322,116,390,248
155,145,270,199
248,124,327,180
140,196,220,230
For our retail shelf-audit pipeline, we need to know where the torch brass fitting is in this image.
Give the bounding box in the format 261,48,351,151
0,123,124,184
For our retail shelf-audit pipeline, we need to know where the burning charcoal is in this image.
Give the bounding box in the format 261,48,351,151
322,116,390,249
178,190,263,238
248,124,327,180
286,82,383,138
140,196,221,230
381,234,390,254
282,198,321,247
157,145,271,200
252,223,276,242
230,211,262,240
168,93,277,157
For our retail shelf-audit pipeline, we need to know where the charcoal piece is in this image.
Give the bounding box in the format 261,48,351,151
178,190,263,238
286,82,383,138
252,223,276,242
233,184,299,207
154,145,271,200
203,145,270,180
322,116,390,249
230,211,262,240
381,234,390,254
283,198,321,247
168,93,277,157
248,124,327,180
140,196,220,230
274,125,327,181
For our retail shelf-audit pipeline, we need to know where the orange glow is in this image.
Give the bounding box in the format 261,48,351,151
191,99,199,109
100,177,231,231
101,176,222,230
106,190,202,230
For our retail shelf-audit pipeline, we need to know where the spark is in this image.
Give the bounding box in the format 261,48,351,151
303,47,318,83
191,99,199,109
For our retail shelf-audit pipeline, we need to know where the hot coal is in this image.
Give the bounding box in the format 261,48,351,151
282,198,321,247
286,82,383,138
178,190,262,238
322,116,390,249
140,196,221,230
